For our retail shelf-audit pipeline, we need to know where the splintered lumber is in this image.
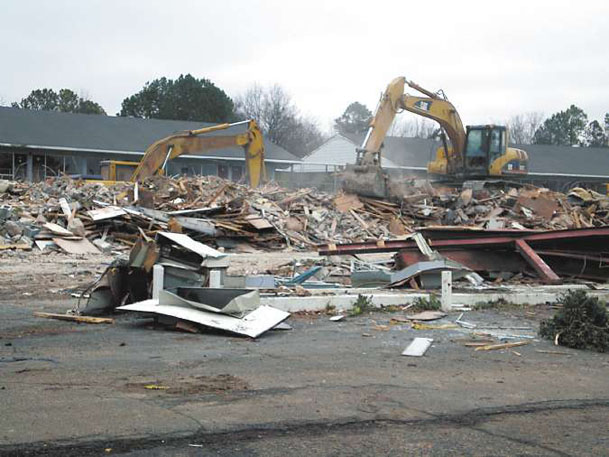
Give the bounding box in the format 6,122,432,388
462,341,497,347
0,243,31,251
204,183,230,206
349,209,369,229
474,341,530,351
334,193,364,213
33,312,114,324
278,189,311,208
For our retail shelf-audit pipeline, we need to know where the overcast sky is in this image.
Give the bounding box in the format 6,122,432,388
2,0,608,132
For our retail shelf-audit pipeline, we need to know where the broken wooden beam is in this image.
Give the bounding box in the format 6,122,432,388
474,341,530,351
33,312,115,324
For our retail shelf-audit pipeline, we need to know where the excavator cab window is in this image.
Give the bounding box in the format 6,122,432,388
464,126,507,176
465,129,486,158
489,128,505,162
464,127,489,173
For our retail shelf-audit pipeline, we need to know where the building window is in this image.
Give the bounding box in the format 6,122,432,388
231,165,243,182
201,163,217,176
218,163,229,179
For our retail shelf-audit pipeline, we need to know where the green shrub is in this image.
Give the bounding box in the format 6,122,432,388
539,290,609,352
349,294,374,316
412,294,441,311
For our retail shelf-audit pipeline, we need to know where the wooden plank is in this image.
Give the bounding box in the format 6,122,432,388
334,193,364,213
87,206,127,221
58,198,72,219
204,183,230,206
278,190,311,208
330,217,337,236
474,341,530,351
214,222,256,235
244,214,273,230
349,209,368,229
33,312,114,324
0,243,31,251
43,222,74,237
53,237,100,255
515,239,560,284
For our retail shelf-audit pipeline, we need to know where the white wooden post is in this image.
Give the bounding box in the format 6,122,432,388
441,270,452,312
152,265,164,300
209,270,222,288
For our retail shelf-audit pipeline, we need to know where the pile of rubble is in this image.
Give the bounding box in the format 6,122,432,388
399,182,609,230
2,175,609,255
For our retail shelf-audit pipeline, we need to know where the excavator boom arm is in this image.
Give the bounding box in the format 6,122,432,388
345,76,468,198
130,120,265,187
400,94,466,155
360,76,466,160
360,77,406,157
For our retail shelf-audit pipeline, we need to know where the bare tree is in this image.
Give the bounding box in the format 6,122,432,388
389,117,437,138
235,84,265,126
235,84,325,157
506,112,544,145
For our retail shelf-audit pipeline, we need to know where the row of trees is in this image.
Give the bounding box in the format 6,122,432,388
11,88,106,115
9,75,325,158
506,107,609,147
333,100,609,148
10,78,609,154
528,106,609,147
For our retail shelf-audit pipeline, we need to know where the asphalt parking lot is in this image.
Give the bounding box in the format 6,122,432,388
2,264,609,457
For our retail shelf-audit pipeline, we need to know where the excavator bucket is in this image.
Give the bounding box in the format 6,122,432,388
341,164,388,199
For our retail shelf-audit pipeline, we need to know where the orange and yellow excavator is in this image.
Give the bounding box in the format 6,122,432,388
343,77,529,198
99,120,266,187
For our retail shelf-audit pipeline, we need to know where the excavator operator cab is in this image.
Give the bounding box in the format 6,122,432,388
464,125,506,176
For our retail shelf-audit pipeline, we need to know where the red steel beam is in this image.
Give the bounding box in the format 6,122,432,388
317,227,609,256
395,249,524,273
514,239,561,284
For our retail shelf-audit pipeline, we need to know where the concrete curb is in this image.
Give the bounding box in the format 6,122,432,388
261,284,609,312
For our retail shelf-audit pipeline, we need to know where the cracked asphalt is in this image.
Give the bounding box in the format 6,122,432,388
2,255,609,455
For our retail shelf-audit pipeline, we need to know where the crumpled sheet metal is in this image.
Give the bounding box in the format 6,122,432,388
159,288,260,317
118,299,289,338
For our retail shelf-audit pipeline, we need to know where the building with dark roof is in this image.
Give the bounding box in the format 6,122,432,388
0,106,300,182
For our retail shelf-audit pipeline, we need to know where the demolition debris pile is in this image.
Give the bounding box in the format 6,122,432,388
1,176,609,254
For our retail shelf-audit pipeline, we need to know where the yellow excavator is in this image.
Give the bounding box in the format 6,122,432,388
99,119,266,187
343,77,529,198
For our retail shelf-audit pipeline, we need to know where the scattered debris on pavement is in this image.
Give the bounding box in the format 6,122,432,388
402,337,434,356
